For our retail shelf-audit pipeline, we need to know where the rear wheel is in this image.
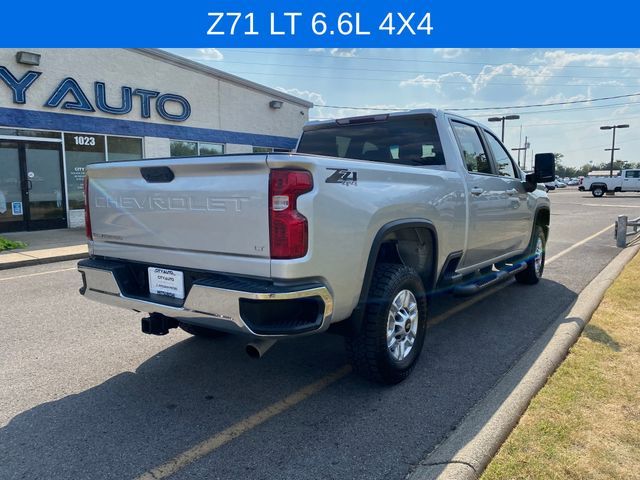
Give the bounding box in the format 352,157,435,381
179,323,227,338
516,225,546,285
592,186,605,197
346,263,428,384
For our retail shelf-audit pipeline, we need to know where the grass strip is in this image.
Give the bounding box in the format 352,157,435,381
482,253,640,480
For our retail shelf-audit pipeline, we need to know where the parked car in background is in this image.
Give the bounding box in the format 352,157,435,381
544,179,565,191
579,169,640,197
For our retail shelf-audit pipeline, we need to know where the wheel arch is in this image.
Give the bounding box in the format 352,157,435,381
535,206,550,240
332,219,438,336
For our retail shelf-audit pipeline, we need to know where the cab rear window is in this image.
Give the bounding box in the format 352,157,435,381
297,116,445,167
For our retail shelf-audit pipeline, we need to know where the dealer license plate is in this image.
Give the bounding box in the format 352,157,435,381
148,267,185,299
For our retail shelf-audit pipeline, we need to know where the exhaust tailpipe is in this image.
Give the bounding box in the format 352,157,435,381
246,338,278,359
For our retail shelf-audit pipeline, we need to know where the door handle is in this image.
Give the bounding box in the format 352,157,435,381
506,188,518,196
27,179,33,191
470,187,484,196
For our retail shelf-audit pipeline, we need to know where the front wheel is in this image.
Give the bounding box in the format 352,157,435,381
346,263,428,384
516,225,546,285
592,186,605,197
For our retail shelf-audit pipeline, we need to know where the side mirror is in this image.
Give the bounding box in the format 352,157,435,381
523,153,556,192
534,153,556,183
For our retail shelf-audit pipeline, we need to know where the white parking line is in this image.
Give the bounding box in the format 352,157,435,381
430,223,615,326
135,365,353,480
580,203,639,209
134,223,617,479
546,224,614,265
16,221,623,480
0,267,76,282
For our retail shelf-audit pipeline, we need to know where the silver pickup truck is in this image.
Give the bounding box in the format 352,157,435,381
78,110,554,384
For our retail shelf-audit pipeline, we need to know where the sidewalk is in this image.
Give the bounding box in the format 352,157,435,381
0,228,88,270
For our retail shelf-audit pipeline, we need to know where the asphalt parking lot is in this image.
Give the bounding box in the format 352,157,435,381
1,189,637,480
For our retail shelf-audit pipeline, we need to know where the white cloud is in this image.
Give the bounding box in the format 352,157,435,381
541,92,590,106
307,48,358,57
533,50,640,68
196,48,224,61
401,72,474,99
401,64,535,101
330,48,357,58
473,63,533,101
433,48,467,59
275,87,326,107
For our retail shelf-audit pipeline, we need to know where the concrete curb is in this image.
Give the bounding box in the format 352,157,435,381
407,244,640,480
0,247,88,270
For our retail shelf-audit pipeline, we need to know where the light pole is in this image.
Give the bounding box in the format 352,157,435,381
600,124,629,177
488,115,520,142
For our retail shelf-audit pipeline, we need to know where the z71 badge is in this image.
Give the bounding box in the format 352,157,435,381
326,168,358,186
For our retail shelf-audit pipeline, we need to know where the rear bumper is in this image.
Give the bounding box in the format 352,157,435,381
77,258,334,337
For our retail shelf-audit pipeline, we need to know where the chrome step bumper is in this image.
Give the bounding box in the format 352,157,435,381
78,258,333,338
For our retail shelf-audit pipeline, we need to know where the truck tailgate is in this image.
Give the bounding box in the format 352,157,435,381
87,155,270,265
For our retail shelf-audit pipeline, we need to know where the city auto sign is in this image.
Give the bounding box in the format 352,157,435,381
0,66,191,122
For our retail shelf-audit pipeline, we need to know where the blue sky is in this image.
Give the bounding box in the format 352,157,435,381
167,48,640,168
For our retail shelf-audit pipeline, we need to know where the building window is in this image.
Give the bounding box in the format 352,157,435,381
0,128,61,139
199,142,224,156
253,146,273,153
107,136,143,162
170,140,198,157
253,147,291,154
170,140,224,157
64,133,106,209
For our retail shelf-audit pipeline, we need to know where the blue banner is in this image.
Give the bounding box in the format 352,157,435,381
1,0,639,47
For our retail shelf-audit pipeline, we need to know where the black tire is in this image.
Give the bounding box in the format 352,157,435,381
592,186,605,197
179,323,227,338
515,225,546,285
345,263,428,385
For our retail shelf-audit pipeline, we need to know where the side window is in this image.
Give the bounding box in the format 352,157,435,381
451,121,492,174
485,132,518,178
625,170,640,178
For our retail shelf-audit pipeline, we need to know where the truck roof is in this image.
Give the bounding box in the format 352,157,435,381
303,109,477,130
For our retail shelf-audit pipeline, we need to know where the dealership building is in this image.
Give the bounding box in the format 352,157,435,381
0,48,312,232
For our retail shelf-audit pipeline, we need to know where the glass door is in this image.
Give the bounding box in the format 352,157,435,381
0,141,26,232
23,142,67,230
0,140,66,233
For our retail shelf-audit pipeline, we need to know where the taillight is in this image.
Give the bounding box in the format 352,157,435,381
269,169,313,259
84,175,92,240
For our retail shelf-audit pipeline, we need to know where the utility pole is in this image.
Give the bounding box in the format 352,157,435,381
516,125,522,167
512,135,529,170
488,115,520,142
600,124,629,177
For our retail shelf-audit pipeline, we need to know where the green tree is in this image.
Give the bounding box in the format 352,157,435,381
553,153,576,178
